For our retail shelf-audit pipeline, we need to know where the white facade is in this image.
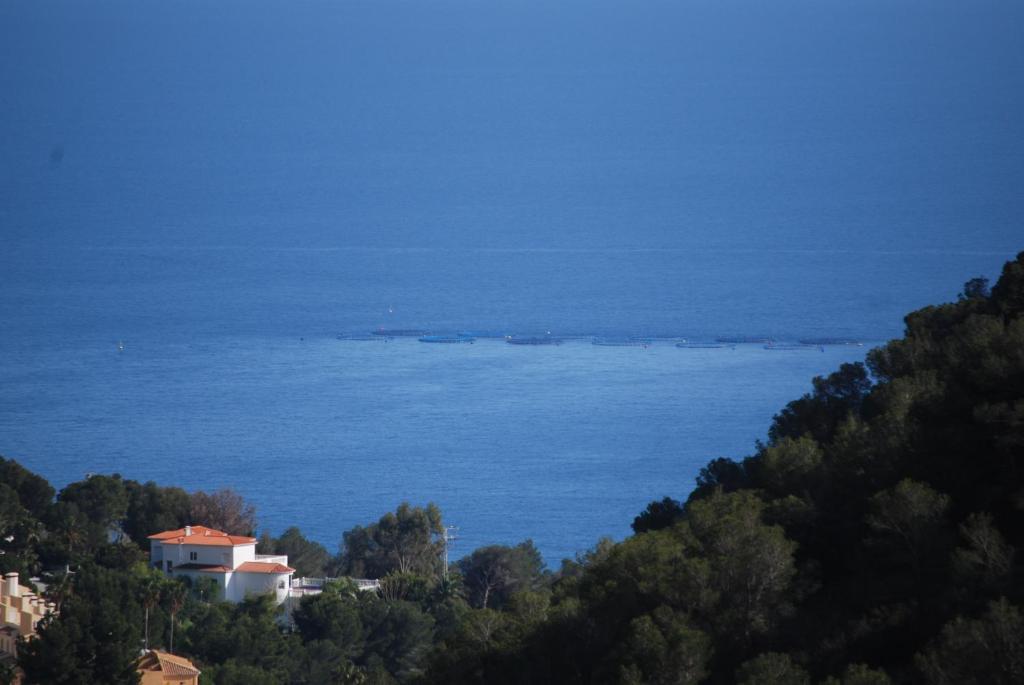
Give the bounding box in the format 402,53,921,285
149,525,294,605
150,537,256,572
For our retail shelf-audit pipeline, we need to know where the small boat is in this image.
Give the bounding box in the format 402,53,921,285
117,340,125,352
592,337,652,347
716,336,773,344
372,329,428,337
676,342,734,349
506,336,563,346
419,335,475,344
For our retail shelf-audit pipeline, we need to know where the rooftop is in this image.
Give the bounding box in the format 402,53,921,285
148,525,256,547
236,561,295,574
138,650,202,678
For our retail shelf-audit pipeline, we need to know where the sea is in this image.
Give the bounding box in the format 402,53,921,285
1,0,1021,565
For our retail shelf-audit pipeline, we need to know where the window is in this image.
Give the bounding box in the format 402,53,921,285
278,580,285,589
166,560,173,572
189,551,198,561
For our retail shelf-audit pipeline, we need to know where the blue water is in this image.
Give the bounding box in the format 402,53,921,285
1,0,1021,563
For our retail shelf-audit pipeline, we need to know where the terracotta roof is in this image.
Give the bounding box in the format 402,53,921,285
148,525,256,547
236,561,295,574
173,563,232,573
138,650,201,677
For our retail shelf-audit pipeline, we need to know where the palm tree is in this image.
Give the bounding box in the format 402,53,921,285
140,575,162,650
43,568,75,613
162,580,187,654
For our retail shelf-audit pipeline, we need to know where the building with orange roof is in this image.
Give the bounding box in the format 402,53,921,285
148,525,294,604
137,649,201,685
1,571,54,664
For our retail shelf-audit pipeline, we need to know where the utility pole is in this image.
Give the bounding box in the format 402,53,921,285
442,526,458,581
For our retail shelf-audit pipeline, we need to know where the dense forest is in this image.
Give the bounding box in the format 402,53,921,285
2,252,1022,684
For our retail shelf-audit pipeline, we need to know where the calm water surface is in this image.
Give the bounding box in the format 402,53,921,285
1,0,1021,563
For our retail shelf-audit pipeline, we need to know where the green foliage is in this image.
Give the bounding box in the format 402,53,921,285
56,474,129,548
339,503,444,579
294,588,434,682
685,490,799,646
123,481,191,548
0,456,55,519
631,496,685,533
758,436,823,497
735,652,810,685
769,363,872,444
951,512,1013,591
960,276,991,301
821,663,893,685
258,526,331,577
916,598,1024,684
18,564,143,685
457,541,545,610
607,606,710,685
865,479,952,576
0,482,42,575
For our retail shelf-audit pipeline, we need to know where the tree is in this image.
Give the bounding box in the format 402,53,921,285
258,526,330,578
821,664,893,685
123,481,191,547
684,490,799,647
56,474,129,548
0,456,55,519
339,503,444,579
183,594,301,682
0,483,42,575
18,564,143,684
735,652,810,685
690,457,748,500
189,489,257,536
293,585,365,649
357,596,435,681
866,479,951,581
951,512,1014,590
607,606,711,685
769,363,873,444
959,277,990,301
757,436,823,497
916,598,1024,684
162,579,187,654
632,497,685,534
139,572,162,650
457,541,545,610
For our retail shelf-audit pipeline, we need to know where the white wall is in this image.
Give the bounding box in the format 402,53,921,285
158,542,234,570
225,571,290,603
231,543,256,567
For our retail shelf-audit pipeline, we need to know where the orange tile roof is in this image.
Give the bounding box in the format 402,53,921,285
138,650,201,677
236,561,295,574
148,525,256,547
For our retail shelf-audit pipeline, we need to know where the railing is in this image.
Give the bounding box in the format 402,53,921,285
255,554,289,565
290,577,381,592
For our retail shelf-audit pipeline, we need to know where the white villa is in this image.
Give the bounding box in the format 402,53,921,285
148,525,294,604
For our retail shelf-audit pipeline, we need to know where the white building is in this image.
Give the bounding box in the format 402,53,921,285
148,525,294,604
